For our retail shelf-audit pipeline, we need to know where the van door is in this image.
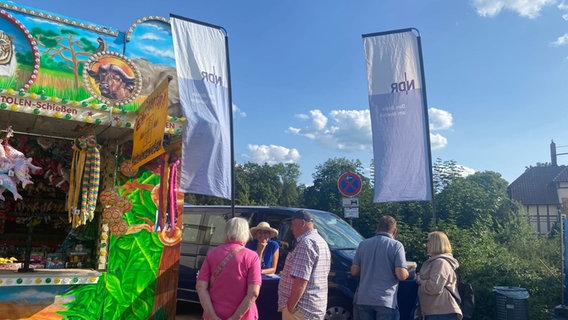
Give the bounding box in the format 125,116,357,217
178,208,228,303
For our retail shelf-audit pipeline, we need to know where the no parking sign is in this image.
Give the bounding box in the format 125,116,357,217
337,171,362,197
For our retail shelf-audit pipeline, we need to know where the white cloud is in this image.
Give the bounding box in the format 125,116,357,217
289,109,371,151
139,32,161,41
471,0,555,18
143,21,172,34
233,103,246,117
429,107,453,130
288,107,453,152
559,1,568,10
551,33,568,46
287,127,301,135
430,133,448,150
311,109,328,131
243,144,300,164
140,45,175,59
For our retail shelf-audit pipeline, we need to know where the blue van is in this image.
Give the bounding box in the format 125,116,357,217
177,205,364,320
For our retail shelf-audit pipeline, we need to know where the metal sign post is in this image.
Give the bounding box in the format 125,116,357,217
338,171,363,223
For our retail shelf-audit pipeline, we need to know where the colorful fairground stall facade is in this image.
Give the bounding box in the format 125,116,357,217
0,2,186,319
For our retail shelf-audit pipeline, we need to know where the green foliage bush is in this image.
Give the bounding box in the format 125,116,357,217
398,222,562,320
357,167,563,320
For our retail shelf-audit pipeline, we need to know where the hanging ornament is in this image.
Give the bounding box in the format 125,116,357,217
67,135,101,227
102,207,122,224
68,137,86,226
99,188,119,208
119,159,138,177
167,157,180,228
79,135,100,225
116,196,132,213
110,221,128,238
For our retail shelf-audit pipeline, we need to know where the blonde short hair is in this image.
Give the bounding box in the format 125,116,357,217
225,217,252,243
427,231,452,256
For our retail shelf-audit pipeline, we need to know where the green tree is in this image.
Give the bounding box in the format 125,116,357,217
234,163,251,205
185,162,301,206
274,163,301,207
238,162,301,206
525,162,552,170
432,158,465,193
427,165,561,320
240,162,281,205
435,171,510,229
31,27,96,87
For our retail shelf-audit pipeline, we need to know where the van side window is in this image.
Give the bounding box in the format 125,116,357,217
261,213,294,250
278,221,295,250
262,216,284,239
182,213,202,242
205,214,226,245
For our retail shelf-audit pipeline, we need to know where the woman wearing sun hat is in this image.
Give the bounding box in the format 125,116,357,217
247,221,280,275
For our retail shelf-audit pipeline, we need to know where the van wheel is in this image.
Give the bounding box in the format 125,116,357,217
325,297,352,320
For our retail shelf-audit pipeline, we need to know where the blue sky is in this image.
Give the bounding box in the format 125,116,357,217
9,0,568,185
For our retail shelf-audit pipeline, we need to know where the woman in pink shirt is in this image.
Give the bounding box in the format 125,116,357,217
196,217,262,320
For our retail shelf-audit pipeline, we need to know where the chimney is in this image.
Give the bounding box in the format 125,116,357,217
551,140,557,166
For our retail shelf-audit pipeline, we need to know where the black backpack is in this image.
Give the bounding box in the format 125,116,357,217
439,257,475,319
449,274,475,319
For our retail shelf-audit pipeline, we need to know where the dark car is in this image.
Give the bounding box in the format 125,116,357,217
177,205,364,320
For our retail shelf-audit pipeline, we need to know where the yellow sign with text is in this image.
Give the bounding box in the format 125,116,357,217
132,78,169,169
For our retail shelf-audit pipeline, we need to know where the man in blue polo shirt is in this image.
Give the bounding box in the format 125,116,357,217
351,215,410,320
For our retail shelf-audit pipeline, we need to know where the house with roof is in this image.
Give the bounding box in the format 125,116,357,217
508,141,568,234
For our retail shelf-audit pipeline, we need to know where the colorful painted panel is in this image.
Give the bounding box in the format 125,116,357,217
94,150,182,320
0,284,102,319
0,2,183,139
0,2,185,319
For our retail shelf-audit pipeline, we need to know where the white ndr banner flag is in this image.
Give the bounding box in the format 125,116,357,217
363,29,432,203
171,15,231,199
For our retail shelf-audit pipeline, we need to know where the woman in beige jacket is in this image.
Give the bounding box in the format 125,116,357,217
415,231,463,320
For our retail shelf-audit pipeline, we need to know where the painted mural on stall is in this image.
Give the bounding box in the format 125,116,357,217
0,151,182,320
0,286,78,319
0,1,184,319
0,1,181,118
57,150,182,319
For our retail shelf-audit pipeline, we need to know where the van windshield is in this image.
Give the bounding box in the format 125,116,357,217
311,210,364,249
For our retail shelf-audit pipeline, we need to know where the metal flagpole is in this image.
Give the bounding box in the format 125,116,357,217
222,29,236,216
413,28,437,229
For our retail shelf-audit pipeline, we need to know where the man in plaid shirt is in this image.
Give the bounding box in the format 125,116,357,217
278,210,331,320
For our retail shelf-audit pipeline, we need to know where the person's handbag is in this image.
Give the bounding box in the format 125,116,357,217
439,257,475,319
210,246,244,285
444,273,474,320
